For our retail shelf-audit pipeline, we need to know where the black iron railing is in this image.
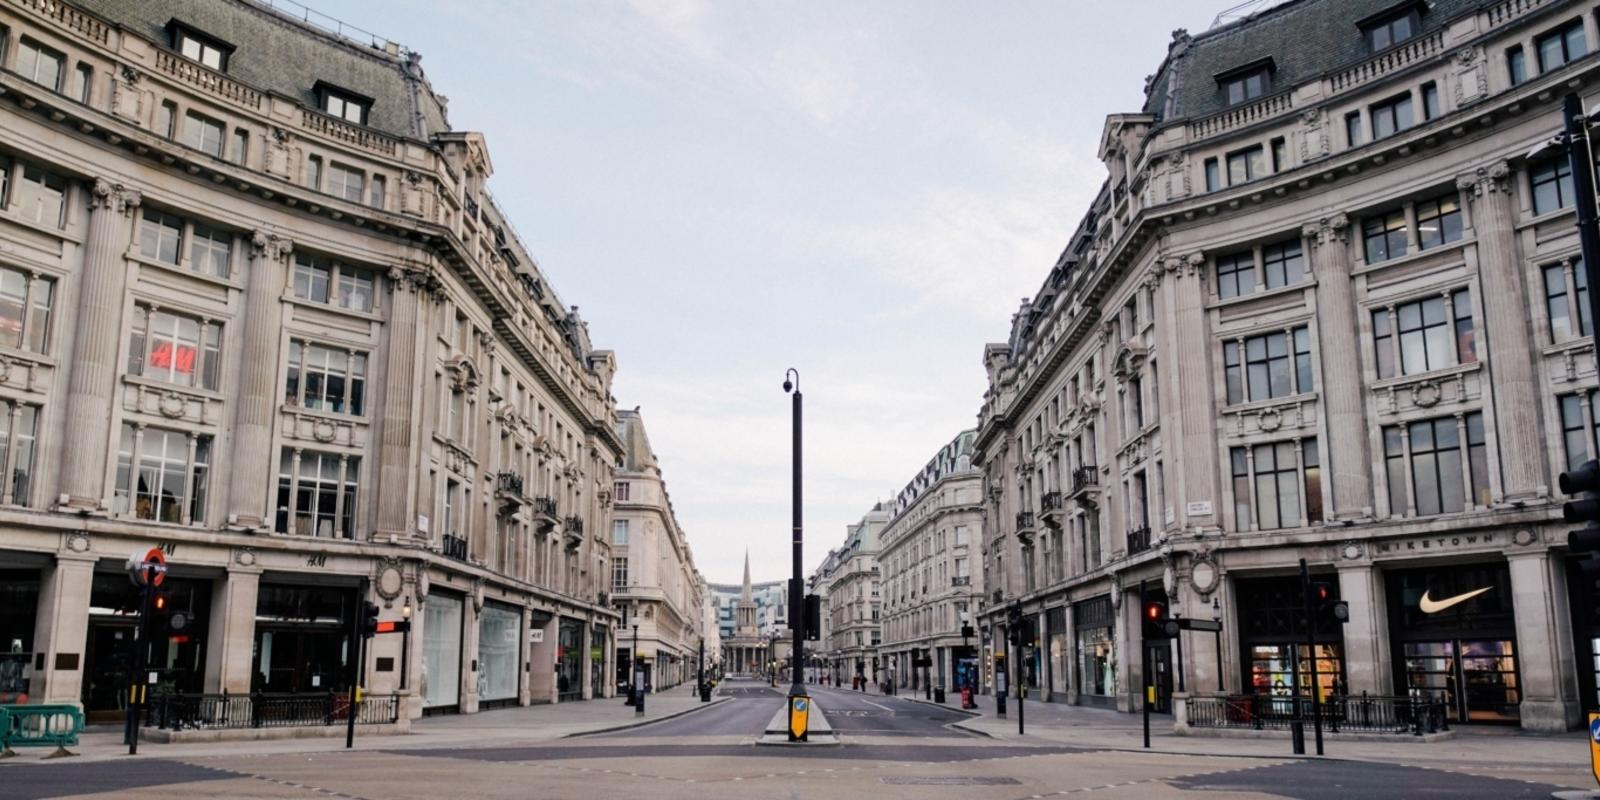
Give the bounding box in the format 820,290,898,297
496,471,525,495
151,691,401,730
1126,525,1152,554
951,576,971,586
442,534,468,560
534,496,558,517
1070,466,1098,494
564,516,584,534
1040,492,1064,513
1015,511,1035,531
1186,693,1449,736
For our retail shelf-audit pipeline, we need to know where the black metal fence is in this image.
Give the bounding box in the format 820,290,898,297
1186,692,1449,735
150,692,401,731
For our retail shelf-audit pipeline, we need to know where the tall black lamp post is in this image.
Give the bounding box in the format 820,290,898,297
1212,597,1225,693
782,369,808,741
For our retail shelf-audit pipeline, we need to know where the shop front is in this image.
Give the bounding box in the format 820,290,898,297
0,565,39,703
422,590,464,714
1074,595,1116,708
590,625,606,697
1046,606,1068,701
1386,561,1519,724
1235,574,1345,702
252,580,353,696
86,570,212,723
557,617,584,701
477,601,521,709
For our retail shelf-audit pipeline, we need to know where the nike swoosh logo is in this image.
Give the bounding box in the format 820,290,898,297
1418,586,1492,614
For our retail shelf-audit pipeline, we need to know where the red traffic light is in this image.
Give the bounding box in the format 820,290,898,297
1144,601,1165,621
152,593,169,611
1312,582,1332,603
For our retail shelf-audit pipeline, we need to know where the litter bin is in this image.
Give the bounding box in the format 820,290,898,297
933,687,946,704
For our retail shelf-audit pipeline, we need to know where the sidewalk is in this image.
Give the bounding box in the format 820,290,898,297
0,683,727,766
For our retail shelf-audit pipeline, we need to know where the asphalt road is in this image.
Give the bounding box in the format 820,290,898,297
804,684,974,737
602,681,783,738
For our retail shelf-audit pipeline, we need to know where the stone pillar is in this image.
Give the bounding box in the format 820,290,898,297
1508,551,1582,732
528,614,556,704
30,554,95,704
376,268,428,539
226,232,293,528
519,606,534,706
203,568,260,694
1303,214,1372,520
580,620,594,700
1164,254,1219,529
460,598,481,713
58,180,140,509
1458,163,1544,500
1336,564,1388,695
1115,587,1135,713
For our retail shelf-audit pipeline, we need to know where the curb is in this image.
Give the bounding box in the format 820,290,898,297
563,695,732,738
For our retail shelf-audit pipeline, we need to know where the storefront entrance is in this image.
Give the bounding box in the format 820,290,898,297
1235,574,1346,700
477,601,520,709
252,581,354,695
0,566,40,703
557,618,583,701
1074,595,1115,708
1386,562,1519,724
85,571,211,723
422,591,464,713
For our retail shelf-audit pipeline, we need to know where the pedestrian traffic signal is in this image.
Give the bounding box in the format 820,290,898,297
1563,460,1600,579
360,601,381,638
1141,600,1168,640
1308,580,1350,626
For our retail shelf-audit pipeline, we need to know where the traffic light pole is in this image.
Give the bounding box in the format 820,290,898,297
125,568,154,756
1300,560,1325,756
1140,580,1150,750
1563,93,1600,357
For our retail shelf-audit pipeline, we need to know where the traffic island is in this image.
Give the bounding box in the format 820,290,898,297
757,700,838,746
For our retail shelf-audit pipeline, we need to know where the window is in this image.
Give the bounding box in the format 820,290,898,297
1537,19,1587,73
305,155,323,191
1532,159,1575,215
75,63,92,104
1231,438,1322,530
292,255,374,312
1560,392,1597,472
0,266,52,354
1421,82,1440,120
1221,67,1269,106
1216,251,1255,300
189,224,231,277
1545,259,1591,342
613,557,629,588
230,128,248,166
16,39,63,92
1204,158,1221,192
1270,137,1287,172
15,163,65,229
156,101,177,139
276,449,359,538
1346,112,1363,148
182,112,225,158
127,306,222,391
327,163,364,203
113,425,211,525
1260,240,1305,289
1363,7,1419,51
1415,195,1462,250
175,28,229,71
0,400,37,505
1384,412,1488,516
614,481,630,501
285,341,366,415
320,87,370,125
1370,93,1414,140
954,525,969,546
139,210,183,265
370,175,386,209
1372,289,1475,378
1508,46,1527,85
1363,210,1407,263
1223,326,1312,404
612,519,629,545
1226,145,1266,185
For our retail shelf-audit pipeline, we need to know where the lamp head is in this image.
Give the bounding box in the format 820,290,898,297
1211,596,1222,623
783,368,799,394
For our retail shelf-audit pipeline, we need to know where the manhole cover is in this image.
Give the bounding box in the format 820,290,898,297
881,777,1022,786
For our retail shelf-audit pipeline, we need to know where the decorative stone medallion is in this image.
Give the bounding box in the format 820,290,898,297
312,419,337,443
1257,407,1282,432
1190,557,1219,595
375,558,405,601
234,547,258,567
1411,380,1442,408
1512,528,1538,547
65,532,91,553
1339,540,1364,561
159,392,186,418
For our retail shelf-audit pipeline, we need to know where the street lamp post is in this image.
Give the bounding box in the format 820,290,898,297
1212,597,1225,694
782,369,808,741
698,637,707,702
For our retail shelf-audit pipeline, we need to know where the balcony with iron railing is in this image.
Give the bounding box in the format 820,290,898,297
532,496,559,532
563,516,585,549
441,533,468,561
951,576,971,587
1126,525,1152,556
1070,465,1099,499
1040,491,1064,529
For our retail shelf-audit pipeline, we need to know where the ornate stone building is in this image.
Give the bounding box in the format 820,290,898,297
0,0,622,720
822,504,889,687
977,0,1600,731
878,430,985,694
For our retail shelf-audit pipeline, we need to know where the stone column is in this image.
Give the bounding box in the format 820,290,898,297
1336,564,1388,695
1508,550,1581,732
203,567,261,693
460,597,481,713
1165,254,1219,529
1458,163,1544,500
30,554,95,704
58,180,140,509
1303,214,1373,520
226,231,293,528
376,268,429,539
528,614,556,704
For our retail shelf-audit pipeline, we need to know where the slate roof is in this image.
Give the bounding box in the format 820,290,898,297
78,0,449,140
1144,0,1482,124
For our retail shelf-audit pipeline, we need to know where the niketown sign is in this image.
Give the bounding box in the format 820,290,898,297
1418,586,1493,614
1373,532,1497,555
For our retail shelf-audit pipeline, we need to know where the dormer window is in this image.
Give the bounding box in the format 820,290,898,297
1360,3,1422,52
315,82,371,125
168,22,232,71
1217,59,1273,106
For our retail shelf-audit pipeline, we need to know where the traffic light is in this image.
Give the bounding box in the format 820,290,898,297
1309,579,1350,626
1141,599,1168,640
360,601,380,638
803,593,821,641
1006,605,1024,646
1564,459,1600,579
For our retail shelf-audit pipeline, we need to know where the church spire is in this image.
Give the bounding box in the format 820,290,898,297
741,549,753,602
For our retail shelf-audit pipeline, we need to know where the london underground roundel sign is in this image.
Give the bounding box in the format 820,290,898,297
127,547,167,587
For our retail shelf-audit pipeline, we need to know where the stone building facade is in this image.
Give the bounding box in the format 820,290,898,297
977,0,1600,732
610,408,708,693
878,430,986,694
0,0,622,720
821,504,889,687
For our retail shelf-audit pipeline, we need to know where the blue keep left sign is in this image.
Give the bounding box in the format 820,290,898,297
1590,715,1600,744
793,698,808,712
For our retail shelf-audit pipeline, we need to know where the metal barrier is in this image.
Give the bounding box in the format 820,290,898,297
0,704,84,758
152,691,401,731
1186,692,1448,735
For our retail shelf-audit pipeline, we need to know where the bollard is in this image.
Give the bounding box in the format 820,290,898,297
1290,719,1306,755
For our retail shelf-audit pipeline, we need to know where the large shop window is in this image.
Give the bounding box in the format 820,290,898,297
0,400,38,506
1222,326,1312,405
1544,258,1591,343
478,602,520,706
128,306,222,391
1074,596,1115,701
1383,412,1489,517
1230,438,1322,531
85,573,211,715
113,425,211,525
558,619,584,700
253,583,354,694
1236,575,1345,698
1371,289,1475,379
0,569,39,701
1047,606,1068,696
293,255,374,313
1386,563,1518,723
0,264,53,355
285,341,367,415
275,449,359,538
422,592,463,711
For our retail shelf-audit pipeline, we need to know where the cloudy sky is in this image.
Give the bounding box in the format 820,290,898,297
312,0,1255,584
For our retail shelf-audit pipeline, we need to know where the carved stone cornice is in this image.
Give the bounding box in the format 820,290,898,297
1300,213,1350,247
249,229,294,261
1162,251,1206,281
88,178,141,216
387,265,445,300
1455,160,1512,197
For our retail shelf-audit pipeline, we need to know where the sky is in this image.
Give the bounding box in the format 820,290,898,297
308,0,1255,585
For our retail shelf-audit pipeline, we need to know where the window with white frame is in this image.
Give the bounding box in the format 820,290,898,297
1216,238,1304,300
319,85,370,125
1559,391,1599,472
1545,258,1591,343
1382,412,1489,516
189,223,231,277
292,254,374,312
139,210,183,265
113,424,211,525
327,163,365,203
182,111,225,158
15,163,66,229
1222,326,1313,405
1229,438,1322,531
612,518,629,545
127,305,222,391
285,340,367,415
613,556,629,588
1371,289,1475,379
140,210,231,277
0,265,54,354
0,400,38,506
174,27,230,71
614,481,630,502
16,38,63,92
275,449,359,538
